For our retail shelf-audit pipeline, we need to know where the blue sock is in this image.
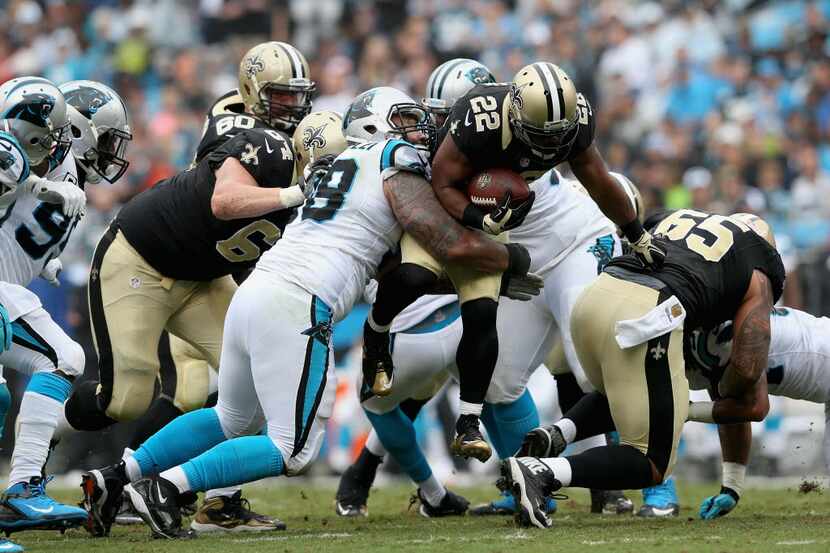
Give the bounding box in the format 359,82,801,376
133,408,226,476
480,404,508,459
0,382,11,439
365,407,431,483
181,435,284,491
487,389,540,458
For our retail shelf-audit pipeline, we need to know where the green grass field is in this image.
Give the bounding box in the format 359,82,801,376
9,481,830,553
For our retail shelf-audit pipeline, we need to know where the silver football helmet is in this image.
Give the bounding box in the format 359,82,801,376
0,76,71,167
343,87,435,151
59,80,132,184
423,58,495,126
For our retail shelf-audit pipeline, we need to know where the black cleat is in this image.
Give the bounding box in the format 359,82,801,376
415,488,469,518
81,462,128,537
335,465,372,517
362,325,393,397
450,415,492,462
590,489,634,515
123,477,195,539
519,425,567,458
499,457,561,529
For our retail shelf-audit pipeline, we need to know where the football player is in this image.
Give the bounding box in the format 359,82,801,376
507,209,785,528
0,77,91,543
363,62,666,462
90,86,534,538
336,172,641,518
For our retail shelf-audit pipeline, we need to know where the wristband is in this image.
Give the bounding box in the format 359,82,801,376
687,401,716,423
722,462,746,498
462,202,486,230
620,217,645,244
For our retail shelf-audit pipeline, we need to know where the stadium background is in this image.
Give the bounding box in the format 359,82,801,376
1,0,830,484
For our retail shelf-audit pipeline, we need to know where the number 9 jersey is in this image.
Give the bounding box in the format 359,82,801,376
256,139,428,321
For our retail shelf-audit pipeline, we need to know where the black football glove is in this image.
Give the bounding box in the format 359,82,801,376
481,191,535,235
301,154,336,200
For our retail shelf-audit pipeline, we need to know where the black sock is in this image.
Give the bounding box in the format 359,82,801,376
353,446,383,484
563,391,616,442
128,396,184,450
371,264,437,326
457,298,499,405
568,445,654,490
554,372,585,413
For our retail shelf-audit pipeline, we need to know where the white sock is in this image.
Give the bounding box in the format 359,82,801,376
554,418,577,444
540,457,573,487
205,487,240,500
366,312,392,333
159,466,192,494
567,433,605,455
8,392,61,486
417,474,446,507
124,455,142,482
366,430,387,458
459,401,483,417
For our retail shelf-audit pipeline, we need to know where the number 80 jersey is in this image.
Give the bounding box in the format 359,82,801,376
257,139,423,321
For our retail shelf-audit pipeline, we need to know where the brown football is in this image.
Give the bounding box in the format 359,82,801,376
466,168,530,212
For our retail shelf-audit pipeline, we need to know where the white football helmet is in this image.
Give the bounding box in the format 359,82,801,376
343,87,435,151
423,58,495,125
0,76,71,167
59,80,132,184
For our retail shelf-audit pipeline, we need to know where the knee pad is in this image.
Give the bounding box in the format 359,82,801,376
65,380,117,431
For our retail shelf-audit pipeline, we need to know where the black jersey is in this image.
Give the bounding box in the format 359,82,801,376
192,90,272,165
607,209,786,329
441,83,595,183
117,128,297,281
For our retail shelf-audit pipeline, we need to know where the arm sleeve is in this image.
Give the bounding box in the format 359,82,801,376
0,132,30,187
207,129,296,189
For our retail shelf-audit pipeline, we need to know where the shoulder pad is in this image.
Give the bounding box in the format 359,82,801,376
380,140,431,181
0,132,30,186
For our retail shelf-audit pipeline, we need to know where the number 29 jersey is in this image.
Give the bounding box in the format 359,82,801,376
257,139,426,321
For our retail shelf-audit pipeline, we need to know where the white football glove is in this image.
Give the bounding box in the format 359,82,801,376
23,175,86,218
40,258,62,287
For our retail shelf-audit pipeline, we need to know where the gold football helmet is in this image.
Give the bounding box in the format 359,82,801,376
509,62,579,157
292,111,347,174
731,212,776,249
238,41,315,133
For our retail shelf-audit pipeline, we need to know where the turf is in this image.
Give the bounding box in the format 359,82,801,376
9,481,830,553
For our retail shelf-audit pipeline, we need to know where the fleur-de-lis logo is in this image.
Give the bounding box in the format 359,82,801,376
240,143,261,165
302,124,327,151
511,83,528,110
244,55,265,78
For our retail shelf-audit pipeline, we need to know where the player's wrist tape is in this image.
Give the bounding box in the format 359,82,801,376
462,203,486,231
722,462,746,498
620,218,645,244
505,243,531,276
281,185,306,208
687,401,715,423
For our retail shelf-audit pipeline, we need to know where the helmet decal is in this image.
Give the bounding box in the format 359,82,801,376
344,90,376,128
5,93,55,128
243,54,265,79
302,123,328,151
63,87,112,117
466,66,494,85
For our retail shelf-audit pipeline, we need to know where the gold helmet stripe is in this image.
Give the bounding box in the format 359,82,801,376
530,63,555,122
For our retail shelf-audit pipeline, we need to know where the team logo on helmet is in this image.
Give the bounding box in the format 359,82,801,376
6,93,55,128
466,66,493,85
344,90,376,128
243,55,265,78
510,83,527,110
0,151,15,171
64,87,112,117
302,123,328,151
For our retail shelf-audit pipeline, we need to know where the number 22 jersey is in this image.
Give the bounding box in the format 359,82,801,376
257,139,427,321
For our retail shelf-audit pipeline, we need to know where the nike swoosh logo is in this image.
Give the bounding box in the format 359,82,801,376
464,110,472,127
264,139,274,154
156,482,168,504
28,506,54,513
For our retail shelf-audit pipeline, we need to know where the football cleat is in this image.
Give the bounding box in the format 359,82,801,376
0,476,87,532
0,539,23,552
414,488,469,518
190,491,286,533
81,462,129,536
638,477,680,517
499,457,561,529
123,477,194,539
590,489,634,515
470,489,557,516
519,424,567,458
114,500,143,525
335,464,373,517
450,415,492,462
362,327,394,397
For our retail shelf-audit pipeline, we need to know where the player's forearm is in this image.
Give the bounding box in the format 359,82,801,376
718,422,752,465
719,286,772,398
432,176,472,222
211,185,303,220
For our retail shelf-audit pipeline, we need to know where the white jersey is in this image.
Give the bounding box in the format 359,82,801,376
508,170,615,275
687,307,830,403
0,132,80,288
257,139,427,321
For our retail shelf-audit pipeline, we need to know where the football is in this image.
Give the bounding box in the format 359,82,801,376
466,168,530,212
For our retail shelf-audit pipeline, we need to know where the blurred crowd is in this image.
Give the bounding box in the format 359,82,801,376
2,0,830,473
